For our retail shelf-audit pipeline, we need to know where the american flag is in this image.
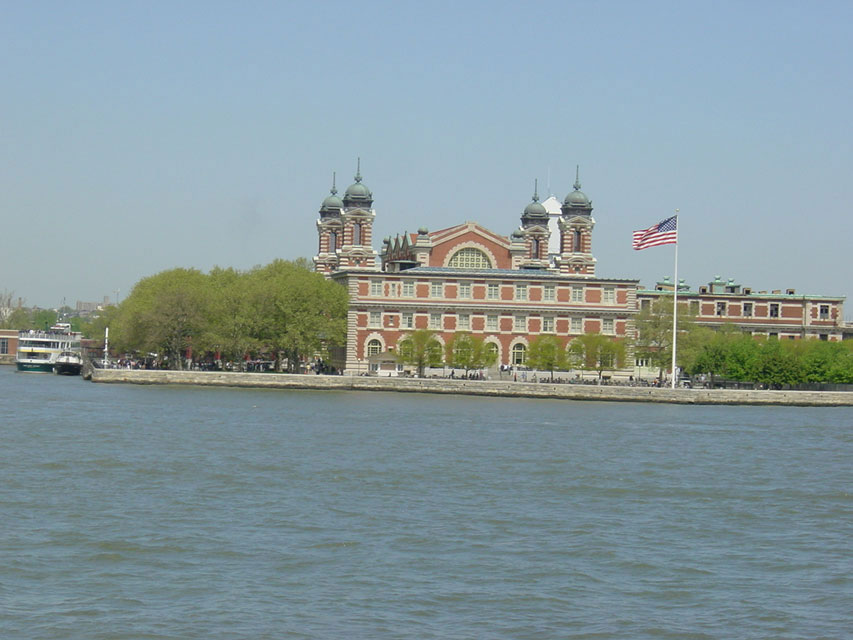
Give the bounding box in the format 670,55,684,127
632,215,678,250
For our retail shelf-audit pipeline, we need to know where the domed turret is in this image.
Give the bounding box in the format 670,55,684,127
319,173,343,217
343,158,373,209
521,180,548,227
561,166,592,214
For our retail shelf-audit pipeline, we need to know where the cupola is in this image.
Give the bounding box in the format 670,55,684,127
319,173,343,217
343,158,373,209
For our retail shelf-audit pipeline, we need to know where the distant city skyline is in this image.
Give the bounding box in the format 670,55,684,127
2,2,851,316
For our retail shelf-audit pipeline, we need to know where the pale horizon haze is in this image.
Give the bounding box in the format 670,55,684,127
2,1,851,315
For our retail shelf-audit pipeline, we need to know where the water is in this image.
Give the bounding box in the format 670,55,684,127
1,367,851,639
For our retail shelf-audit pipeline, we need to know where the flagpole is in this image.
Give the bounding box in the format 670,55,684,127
671,210,679,389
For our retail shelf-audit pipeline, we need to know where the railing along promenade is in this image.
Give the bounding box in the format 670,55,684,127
85,366,853,407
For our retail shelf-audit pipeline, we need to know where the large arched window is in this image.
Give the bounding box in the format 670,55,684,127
511,343,527,365
485,342,499,363
367,339,382,356
448,247,492,269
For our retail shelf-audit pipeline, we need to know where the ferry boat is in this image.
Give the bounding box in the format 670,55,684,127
16,324,83,373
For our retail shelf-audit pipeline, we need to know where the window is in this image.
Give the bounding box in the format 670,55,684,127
370,280,382,296
602,318,614,334
515,283,528,301
543,284,555,302
819,334,828,341
368,311,381,328
512,343,527,365
328,231,337,252
770,303,780,318
402,312,414,329
402,281,414,297
690,300,700,316
487,283,499,300
431,282,443,298
571,286,584,303
640,299,651,310
486,342,499,360
571,317,583,334
458,313,470,330
353,222,362,245
366,339,382,356
542,317,554,333
459,282,472,299
429,313,442,330
0,339,7,355
448,247,492,269
635,357,649,367
603,287,615,305
743,302,753,317
486,315,498,331
819,304,830,320
716,302,726,317
514,315,526,332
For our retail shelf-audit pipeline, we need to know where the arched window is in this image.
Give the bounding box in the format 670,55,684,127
486,342,499,362
329,231,337,252
448,247,492,269
573,229,582,253
367,339,382,356
512,343,527,365
353,223,362,245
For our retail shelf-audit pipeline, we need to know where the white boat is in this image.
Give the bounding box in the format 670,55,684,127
53,350,84,375
16,324,83,373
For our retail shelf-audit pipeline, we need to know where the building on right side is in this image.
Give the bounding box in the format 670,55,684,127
637,275,846,341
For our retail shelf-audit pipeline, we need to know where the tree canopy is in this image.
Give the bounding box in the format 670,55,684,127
107,260,348,370
397,329,443,377
527,335,569,381
445,332,497,375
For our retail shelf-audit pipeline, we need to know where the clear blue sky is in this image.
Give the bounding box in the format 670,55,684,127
2,1,851,314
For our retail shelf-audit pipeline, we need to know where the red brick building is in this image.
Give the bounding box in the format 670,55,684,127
638,276,845,341
314,167,637,375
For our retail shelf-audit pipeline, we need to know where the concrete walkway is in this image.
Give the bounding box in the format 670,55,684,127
88,368,853,406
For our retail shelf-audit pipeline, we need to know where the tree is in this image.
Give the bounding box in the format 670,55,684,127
445,332,497,376
569,333,626,382
112,268,209,369
749,337,802,389
686,325,736,386
633,298,696,379
253,259,348,371
201,266,262,369
397,329,443,377
527,335,568,381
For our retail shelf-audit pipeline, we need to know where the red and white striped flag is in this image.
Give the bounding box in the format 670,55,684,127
632,215,678,250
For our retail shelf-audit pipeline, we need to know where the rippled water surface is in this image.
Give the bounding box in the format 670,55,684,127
2,367,851,638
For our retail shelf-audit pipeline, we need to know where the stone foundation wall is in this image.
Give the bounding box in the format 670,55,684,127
89,369,853,406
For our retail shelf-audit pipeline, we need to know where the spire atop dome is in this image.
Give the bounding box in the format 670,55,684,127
562,165,591,212
522,178,548,226
343,158,373,208
319,171,344,216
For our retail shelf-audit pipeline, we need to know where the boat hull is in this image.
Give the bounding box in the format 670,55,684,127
54,362,83,376
16,362,55,373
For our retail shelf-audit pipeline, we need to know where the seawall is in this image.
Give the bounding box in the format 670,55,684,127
87,368,853,406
